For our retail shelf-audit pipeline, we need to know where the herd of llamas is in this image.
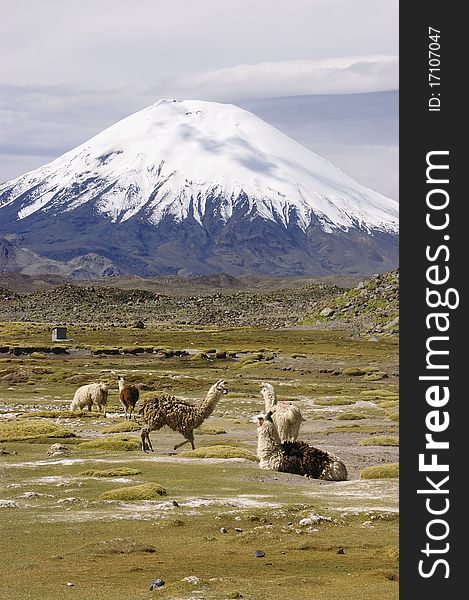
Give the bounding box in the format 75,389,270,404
69,376,347,481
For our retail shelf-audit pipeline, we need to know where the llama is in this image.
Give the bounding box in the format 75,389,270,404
70,382,108,417
139,379,228,452
260,382,302,442
117,376,139,420
256,412,347,481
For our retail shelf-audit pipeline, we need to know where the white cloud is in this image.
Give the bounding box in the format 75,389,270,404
161,56,398,100
0,0,398,85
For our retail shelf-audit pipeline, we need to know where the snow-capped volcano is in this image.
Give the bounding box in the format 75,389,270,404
0,99,398,277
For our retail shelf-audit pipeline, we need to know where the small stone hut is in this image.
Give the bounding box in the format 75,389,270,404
52,327,67,341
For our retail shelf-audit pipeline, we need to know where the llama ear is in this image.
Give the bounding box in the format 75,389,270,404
265,410,274,420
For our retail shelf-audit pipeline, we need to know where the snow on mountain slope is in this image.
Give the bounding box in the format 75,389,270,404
0,99,398,235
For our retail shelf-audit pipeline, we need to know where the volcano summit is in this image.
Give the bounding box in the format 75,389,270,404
0,99,398,277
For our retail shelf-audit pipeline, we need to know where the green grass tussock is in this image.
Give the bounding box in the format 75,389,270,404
101,421,141,433
81,537,156,555
360,464,399,479
363,372,388,381
359,436,399,446
314,397,356,406
342,368,368,376
194,425,227,435
100,482,166,500
77,435,141,451
179,445,259,461
337,412,368,420
326,424,399,434
18,410,97,419
0,420,76,442
79,467,142,477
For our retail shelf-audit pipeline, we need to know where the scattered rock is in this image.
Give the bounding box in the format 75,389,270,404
234,528,243,533
172,500,180,507
255,550,266,558
299,514,331,527
220,527,228,534
320,307,335,317
0,499,20,508
133,320,145,329
182,576,200,584
66,582,74,587
337,547,345,554
47,443,71,456
149,578,165,590
0,448,17,455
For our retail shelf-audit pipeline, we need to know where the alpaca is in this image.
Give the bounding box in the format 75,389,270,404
117,376,139,420
139,379,228,452
70,382,108,417
260,382,302,442
256,412,347,481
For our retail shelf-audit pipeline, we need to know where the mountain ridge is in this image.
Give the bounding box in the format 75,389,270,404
0,99,398,277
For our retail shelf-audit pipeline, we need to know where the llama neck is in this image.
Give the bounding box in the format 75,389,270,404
197,386,222,418
257,422,283,469
262,388,277,412
118,379,125,392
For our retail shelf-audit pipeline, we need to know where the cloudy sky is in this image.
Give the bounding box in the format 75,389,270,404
0,0,398,198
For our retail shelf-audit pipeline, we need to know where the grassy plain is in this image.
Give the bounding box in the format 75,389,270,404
0,323,398,600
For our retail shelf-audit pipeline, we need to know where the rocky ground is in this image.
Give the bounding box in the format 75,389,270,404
0,270,398,333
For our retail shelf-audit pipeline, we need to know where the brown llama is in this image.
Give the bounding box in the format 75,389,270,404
139,379,228,452
117,376,140,420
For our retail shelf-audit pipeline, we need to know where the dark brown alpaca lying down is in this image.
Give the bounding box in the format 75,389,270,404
256,412,347,481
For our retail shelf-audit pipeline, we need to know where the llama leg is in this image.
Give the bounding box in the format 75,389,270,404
147,432,153,452
141,428,153,452
174,432,195,451
173,438,190,450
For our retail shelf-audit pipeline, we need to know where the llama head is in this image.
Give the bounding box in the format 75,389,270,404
214,379,229,395
256,410,274,427
256,411,281,445
260,382,275,398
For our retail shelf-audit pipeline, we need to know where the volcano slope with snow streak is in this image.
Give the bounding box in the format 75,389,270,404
0,99,398,276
